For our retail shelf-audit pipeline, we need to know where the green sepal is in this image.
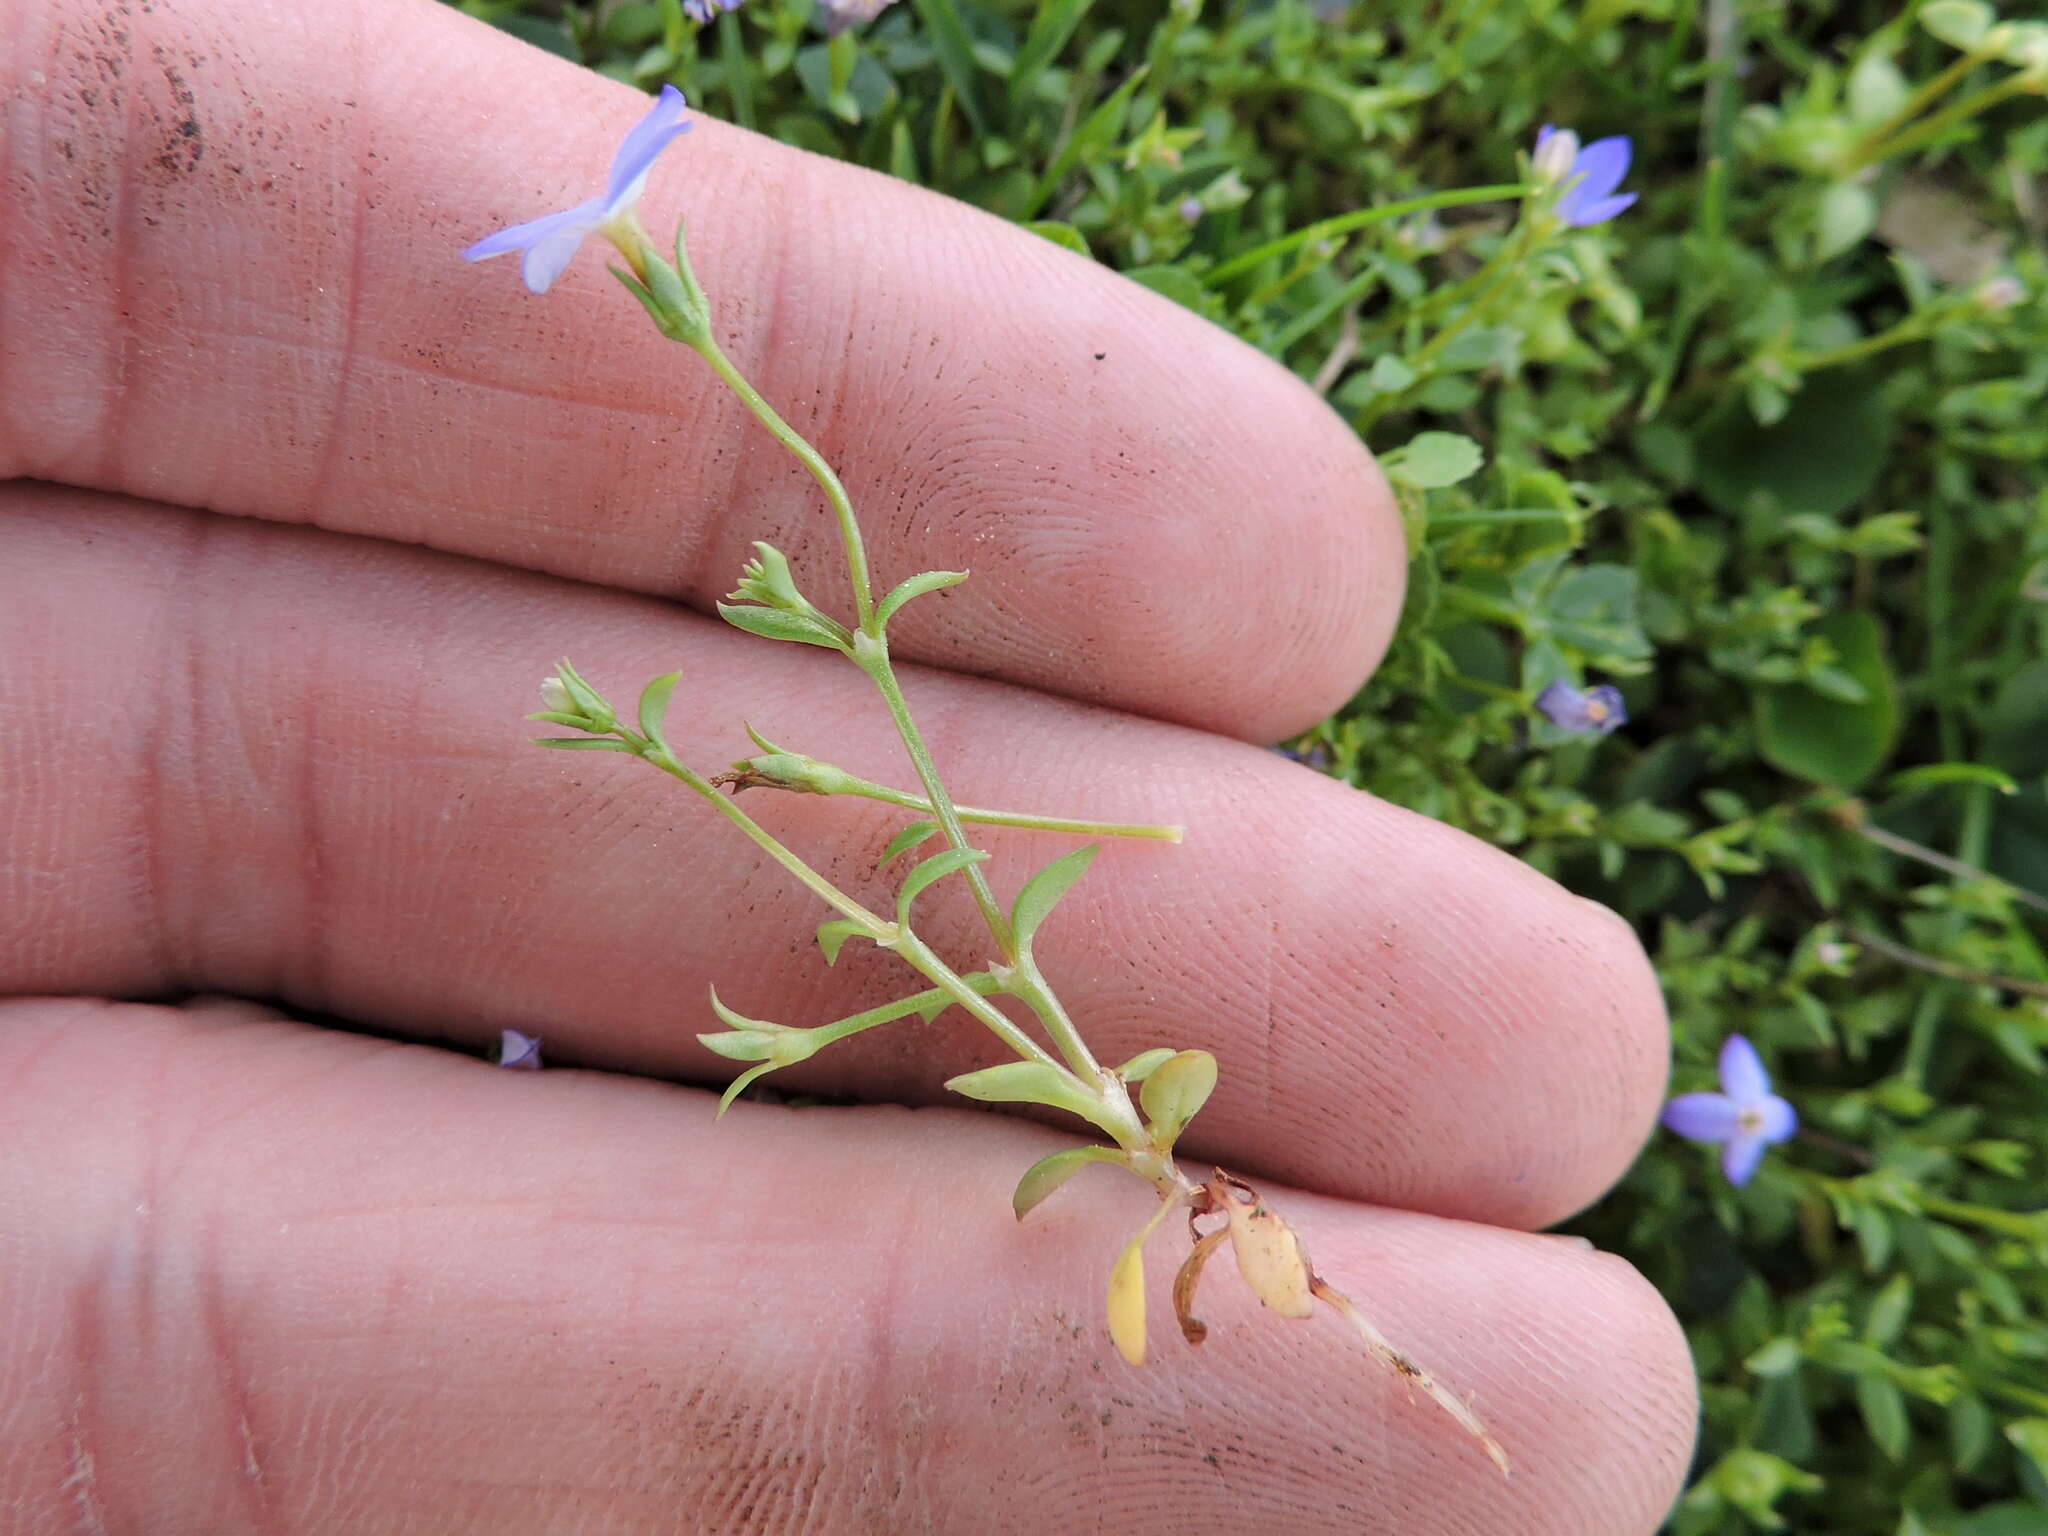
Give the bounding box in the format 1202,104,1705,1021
1012,1145,1125,1221
1139,1049,1218,1150
875,569,970,629
732,541,808,611
717,602,852,651
898,846,990,926
1115,1048,1178,1083
743,721,787,754
1012,845,1098,953
698,1028,780,1061
637,672,682,756
533,737,638,752
716,1062,775,1117
816,919,869,965
551,659,615,728
882,821,941,864
943,1060,1126,1138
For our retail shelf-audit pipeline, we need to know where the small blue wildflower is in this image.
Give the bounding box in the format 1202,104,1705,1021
1177,196,1206,226
1532,126,1637,228
498,1029,544,1070
1661,1035,1797,1187
1534,680,1628,735
816,0,899,31
683,0,744,22
464,85,692,294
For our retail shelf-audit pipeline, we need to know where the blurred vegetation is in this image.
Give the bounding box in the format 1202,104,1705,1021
457,0,2048,1527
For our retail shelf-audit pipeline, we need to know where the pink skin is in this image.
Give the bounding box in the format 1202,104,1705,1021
0,0,1695,1530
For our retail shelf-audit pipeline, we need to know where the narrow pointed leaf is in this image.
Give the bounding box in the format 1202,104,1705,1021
898,846,990,925
1012,845,1098,952
533,737,637,752
716,603,851,651
708,987,773,1033
882,820,941,864
716,1062,775,1118
875,569,970,629
1012,1145,1125,1221
943,1060,1125,1137
816,919,868,966
637,671,682,754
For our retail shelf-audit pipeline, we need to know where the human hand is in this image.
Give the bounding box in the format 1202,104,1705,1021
0,0,1695,1529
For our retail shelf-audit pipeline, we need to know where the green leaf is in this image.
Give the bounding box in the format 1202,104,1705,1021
716,1062,775,1118
1010,0,1096,99
2003,1419,2048,1481
532,737,638,752
1138,1049,1217,1148
1920,0,1993,49
1756,611,1900,788
1387,431,1485,489
1123,263,1219,319
908,0,987,133
882,821,941,863
716,603,851,650
1024,220,1092,257
942,1060,1125,1136
491,13,580,59
1012,845,1098,952
1885,762,2018,796
875,569,970,628
1856,1373,1909,1462
1814,182,1877,262
898,846,991,925
1115,1048,1177,1082
1697,376,1891,519
1011,1144,1123,1220
1863,1274,1912,1348
816,919,867,965
637,672,681,755
1025,64,1148,218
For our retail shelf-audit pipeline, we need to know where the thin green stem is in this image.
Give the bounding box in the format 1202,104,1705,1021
892,932,1074,1081
836,776,1183,841
1840,49,1983,171
1206,184,1529,286
861,643,1015,950
1008,953,1107,1082
636,738,890,932
1784,313,1940,373
693,334,877,631
1845,73,2034,173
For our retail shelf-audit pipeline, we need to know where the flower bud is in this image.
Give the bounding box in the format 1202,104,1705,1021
539,676,575,714
1531,126,1581,186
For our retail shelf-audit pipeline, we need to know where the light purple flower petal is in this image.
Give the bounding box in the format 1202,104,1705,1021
498,1029,544,1070
1570,136,1631,201
1722,1132,1768,1187
1718,1033,1772,1106
1662,1091,1740,1142
1535,680,1628,734
1755,1094,1797,1143
462,200,601,264
1568,192,1638,227
604,84,693,211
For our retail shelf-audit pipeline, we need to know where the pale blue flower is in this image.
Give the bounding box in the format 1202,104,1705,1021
464,85,692,294
1535,680,1628,735
1662,1035,1797,1187
497,1029,544,1070
1533,126,1637,227
683,0,744,22
816,0,899,32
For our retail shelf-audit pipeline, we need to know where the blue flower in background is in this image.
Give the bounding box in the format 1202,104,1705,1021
497,1029,545,1070
1535,680,1628,735
683,0,744,22
1662,1035,1797,1187
464,85,692,294
1532,126,1637,227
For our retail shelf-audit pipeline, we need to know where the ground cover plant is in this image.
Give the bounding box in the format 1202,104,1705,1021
457,0,2048,1528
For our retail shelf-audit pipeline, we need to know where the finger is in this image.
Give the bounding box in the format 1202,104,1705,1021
0,999,1694,1534
0,487,1667,1229
0,0,1401,742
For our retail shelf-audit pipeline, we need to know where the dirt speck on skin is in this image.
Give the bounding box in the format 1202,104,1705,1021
147,45,203,177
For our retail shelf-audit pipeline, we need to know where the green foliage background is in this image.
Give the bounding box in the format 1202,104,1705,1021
460,0,2048,1528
